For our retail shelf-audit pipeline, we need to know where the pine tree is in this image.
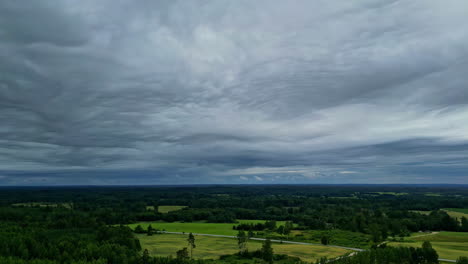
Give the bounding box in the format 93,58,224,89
135,225,144,234
261,239,273,264
147,225,153,236
237,230,248,254
142,249,150,264
176,247,189,260
187,233,196,259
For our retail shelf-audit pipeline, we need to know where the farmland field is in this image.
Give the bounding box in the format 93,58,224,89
442,208,468,220
137,233,350,262
128,220,287,236
157,205,188,213
411,209,468,221
388,231,468,260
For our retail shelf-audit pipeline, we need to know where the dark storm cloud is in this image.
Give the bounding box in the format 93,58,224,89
1,0,468,185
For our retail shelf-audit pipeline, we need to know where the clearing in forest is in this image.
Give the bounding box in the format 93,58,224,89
388,231,468,260
138,233,350,262
128,220,287,236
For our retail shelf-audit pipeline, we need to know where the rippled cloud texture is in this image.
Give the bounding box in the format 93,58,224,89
1,1,468,185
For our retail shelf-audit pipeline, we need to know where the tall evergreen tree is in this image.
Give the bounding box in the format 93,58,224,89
237,230,248,254
187,233,196,259
261,239,273,264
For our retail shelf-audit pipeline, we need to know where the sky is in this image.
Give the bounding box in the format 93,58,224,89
1,0,468,185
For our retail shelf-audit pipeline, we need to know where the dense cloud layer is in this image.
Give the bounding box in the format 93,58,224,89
1,0,468,185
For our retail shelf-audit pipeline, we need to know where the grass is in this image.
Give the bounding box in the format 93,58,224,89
410,210,431,215
137,233,350,262
128,220,287,236
410,209,468,222
424,193,443,197
291,229,371,249
443,208,468,220
157,206,188,213
388,231,468,260
444,208,468,214
375,192,408,196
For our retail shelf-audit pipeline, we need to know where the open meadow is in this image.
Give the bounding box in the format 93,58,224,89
388,231,468,260
137,233,350,262
128,220,288,236
411,208,468,222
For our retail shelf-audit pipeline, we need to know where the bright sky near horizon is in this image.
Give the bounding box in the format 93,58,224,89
1,1,468,185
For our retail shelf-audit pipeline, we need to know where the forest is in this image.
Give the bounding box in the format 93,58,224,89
0,185,467,263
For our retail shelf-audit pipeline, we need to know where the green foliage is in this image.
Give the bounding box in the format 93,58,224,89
325,246,439,264
261,239,273,264
176,248,189,260
1,186,468,263
236,230,247,253
321,235,329,245
187,233,196,259
135,224,145,234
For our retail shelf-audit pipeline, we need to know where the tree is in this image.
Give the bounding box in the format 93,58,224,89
141,249,150,264
422,241,438,263
176,247,189,260
457,257,468,264
237,230,248,254
147,224,153,236
261,239,273,264
277,225,284,235
321,235,329,245
265,220,277,230
370,224,381,243
134,225,145,234
284,221,293,239
461,217,468,232
248,230,254,238
187,232,196,259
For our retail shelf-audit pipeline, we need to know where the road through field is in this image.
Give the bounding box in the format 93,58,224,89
158,231,456,263
160,231,365,251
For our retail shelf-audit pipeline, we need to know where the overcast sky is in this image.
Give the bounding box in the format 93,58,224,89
1,1,468,185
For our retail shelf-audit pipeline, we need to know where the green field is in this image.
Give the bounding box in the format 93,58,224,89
445,208,468,214
411,209,468,221
129,220,287,236
291,229,371,249
443,208,468,220
137,233,350,262
375,192,408,196
410,210,431,215
388,231,468,260
157,206,188,213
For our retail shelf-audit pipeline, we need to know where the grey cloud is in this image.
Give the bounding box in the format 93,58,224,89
1,0,468,185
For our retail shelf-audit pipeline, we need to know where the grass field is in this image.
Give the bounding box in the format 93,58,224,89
291,229,371,249
442,208,468,220
137,233,350,262
411,209,468,221
157,206,188,213
410,210,431,215
375,192,408,196
445,208,468,214
128,220,287,236
388,231,468,260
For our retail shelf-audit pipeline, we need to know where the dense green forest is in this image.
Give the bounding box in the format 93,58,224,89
0,185,467,263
